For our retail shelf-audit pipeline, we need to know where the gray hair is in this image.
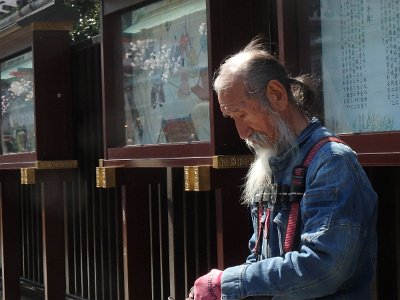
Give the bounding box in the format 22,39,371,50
213,37,319,118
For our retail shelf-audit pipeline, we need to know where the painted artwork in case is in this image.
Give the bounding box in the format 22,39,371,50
121,0,210,146
0,51,35,154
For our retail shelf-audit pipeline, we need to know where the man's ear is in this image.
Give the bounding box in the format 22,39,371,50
265,80,288,112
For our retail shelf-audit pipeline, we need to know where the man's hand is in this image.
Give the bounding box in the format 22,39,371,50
191,269,223,300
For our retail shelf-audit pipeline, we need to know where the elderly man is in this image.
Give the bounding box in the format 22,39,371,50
187,39,377,299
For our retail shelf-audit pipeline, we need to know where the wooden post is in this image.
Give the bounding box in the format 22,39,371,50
38,169,69,300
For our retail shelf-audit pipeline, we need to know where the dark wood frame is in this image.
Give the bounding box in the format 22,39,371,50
0,24,73,169
101,0,215,167
277,0,400,167
101,0,273,168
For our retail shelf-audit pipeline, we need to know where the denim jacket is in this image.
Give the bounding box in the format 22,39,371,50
221,118,378,300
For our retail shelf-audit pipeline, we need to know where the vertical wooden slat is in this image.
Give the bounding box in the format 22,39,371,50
167,167,176,299
86,185,95,300
0,170,21,300
99,187,105,299
28,186,33,282
65,181,71,296
149,185,155,299
72,182,78,295
158,183,169,299
78,185,85,299
159,180,170,300
114,187,124,300
121,185,128,300
104,190,111,299
148,181,169,300
30,185,35,281
21,186,27,279
35,185,43,284
155,184,162,299
92,187,99,300
76,180,82,297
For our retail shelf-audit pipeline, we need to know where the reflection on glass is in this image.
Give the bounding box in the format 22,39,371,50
317,0,400,133
0,51,35,154
121,0,210,146
0,1,21,20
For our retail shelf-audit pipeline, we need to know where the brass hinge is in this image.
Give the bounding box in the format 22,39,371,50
96,167,116,189
21,168,35,185
184,166,210,192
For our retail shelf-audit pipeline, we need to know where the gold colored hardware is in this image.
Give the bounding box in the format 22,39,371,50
20,161,77,185
184,166,193,191
193,166,210,191
212,155,254,169
35,160,78,169
21,168,35,185
96,167,116,189
184,166,210,192
98,159,104,168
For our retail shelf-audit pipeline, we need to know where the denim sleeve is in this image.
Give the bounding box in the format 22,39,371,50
221,149,377,299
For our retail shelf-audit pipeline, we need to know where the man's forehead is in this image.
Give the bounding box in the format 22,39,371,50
218,87,246,105
220,101,247,113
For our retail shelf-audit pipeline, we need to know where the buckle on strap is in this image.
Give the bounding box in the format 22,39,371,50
253,184,279,203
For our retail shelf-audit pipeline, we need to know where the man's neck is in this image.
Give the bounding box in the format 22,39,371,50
283,105,310,137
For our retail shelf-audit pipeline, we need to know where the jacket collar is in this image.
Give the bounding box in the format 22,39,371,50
268,117,322,173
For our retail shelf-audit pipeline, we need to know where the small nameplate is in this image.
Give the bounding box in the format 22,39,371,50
212,155,254,169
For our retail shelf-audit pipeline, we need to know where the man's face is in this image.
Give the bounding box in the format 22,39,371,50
218,80,277,148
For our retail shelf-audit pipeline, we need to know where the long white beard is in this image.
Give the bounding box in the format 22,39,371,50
241,147,276,205
240,112,297,204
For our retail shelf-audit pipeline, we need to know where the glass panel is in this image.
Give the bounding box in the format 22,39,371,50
0,51,35,154
121,0,210,145
305,0,400,134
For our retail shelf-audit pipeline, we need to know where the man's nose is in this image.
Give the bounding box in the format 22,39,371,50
235,121,252,140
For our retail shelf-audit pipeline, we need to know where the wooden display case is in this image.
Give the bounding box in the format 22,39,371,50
278,0,400,166
101,0,271,169
0,2,78,300
0,1,77,170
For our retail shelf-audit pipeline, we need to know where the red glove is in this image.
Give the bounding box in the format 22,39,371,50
193,269,223,300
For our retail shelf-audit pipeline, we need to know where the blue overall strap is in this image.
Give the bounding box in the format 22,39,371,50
283,136,346,253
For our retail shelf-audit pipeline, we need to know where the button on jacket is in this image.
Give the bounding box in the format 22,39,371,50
221,118,378,300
